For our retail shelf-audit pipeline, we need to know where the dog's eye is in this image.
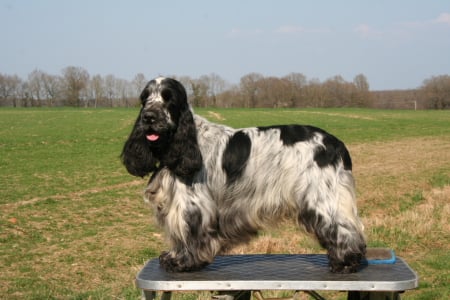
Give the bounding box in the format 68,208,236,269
161,89,172,102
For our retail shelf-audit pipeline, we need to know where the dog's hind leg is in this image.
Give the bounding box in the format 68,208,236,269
299,208,366,273
298,170,366,273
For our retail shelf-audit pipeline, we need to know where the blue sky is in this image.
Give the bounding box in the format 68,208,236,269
1,0,449,90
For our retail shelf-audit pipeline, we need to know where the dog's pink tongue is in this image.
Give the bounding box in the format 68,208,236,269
146,134,160,142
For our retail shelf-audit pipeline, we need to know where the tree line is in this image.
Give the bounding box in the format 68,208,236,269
1,66,449,109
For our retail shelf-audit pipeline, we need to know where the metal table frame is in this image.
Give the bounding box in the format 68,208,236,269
136,254,418,300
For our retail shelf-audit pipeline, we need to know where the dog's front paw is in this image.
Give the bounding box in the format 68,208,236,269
159,251,181,272
328,252,362,274
159,251,209,272
329,262,359,274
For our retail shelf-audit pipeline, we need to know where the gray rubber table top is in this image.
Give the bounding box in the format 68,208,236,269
136,254,418,292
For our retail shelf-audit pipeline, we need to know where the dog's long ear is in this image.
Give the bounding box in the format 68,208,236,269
163,108,202,182
121,115,158,177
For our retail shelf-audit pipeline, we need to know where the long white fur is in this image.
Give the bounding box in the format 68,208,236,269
127,77,367,273
146,113,364,264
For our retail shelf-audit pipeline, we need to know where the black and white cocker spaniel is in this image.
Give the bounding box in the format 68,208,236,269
121,77,366,273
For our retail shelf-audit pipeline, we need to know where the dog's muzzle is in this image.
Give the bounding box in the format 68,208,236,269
140,107,174,144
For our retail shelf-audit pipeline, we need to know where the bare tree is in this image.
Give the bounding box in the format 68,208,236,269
0,73,22,107
61,66,90,107
354,73,369,92
18,81,31,107
41,73,61,107
101,74,134,107
283,72,308,107
28,69,46,106
190,78,208,107
6,68,447,109
200,73,227,107
132,73,147,98
28,70,62,107
174,75,196,103
216,84,241,108
240,73,263,108
323,75,347,107
421,75,450,109
303,78,325,107
104,74,117,107
353,73,372,107
116,78,132,107
256,77,291,107
90,74,104,108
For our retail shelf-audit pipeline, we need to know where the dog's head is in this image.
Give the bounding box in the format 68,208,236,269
121,77,202,182
139,77,188,147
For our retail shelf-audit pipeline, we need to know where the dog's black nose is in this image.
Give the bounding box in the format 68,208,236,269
143,111,157,124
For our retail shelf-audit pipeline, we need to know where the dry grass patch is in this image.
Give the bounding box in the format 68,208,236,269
0,181,163,299
350,136,450,209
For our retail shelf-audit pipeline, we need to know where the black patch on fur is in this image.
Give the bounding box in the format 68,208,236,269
258,125,352,170
185,201,203,237
222,131,251,184
160,108,203,184
121,112,159,177
314,134,352,170
298,208,327,242
258,125,316,146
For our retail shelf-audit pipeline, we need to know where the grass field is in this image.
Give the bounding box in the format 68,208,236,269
0,107,449,299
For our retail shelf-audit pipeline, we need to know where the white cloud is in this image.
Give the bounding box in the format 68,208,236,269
433,12,450,25
354,24,382,39
274,25,305,34
401,12,450,28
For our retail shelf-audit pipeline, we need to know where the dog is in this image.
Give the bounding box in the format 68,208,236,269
121,77,366,273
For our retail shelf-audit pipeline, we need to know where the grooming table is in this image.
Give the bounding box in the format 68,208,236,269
136,254,418,300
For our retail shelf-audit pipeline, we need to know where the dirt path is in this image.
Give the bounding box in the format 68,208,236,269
2,180,144,210
207,111,226,121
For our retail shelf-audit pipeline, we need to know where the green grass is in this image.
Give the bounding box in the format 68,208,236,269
1,107,449,205
0,107,449,299
0,108,132,204
197,108,450,143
